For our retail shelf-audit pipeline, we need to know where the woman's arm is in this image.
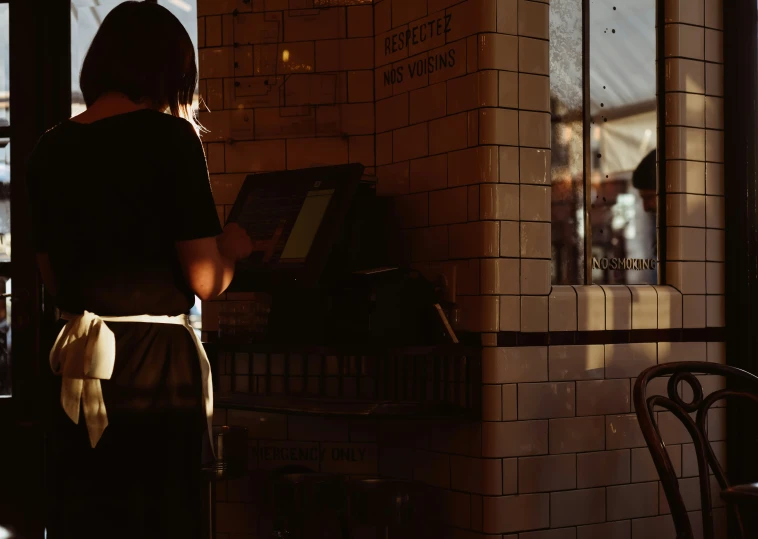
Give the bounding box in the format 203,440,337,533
175,223,252,301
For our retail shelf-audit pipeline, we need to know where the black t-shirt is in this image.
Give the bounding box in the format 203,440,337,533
27,109,223,421
27,109,222,316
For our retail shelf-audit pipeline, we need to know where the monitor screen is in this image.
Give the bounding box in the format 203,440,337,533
226,164,364,289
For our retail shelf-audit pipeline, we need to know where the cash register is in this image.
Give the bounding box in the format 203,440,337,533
224,163,456,346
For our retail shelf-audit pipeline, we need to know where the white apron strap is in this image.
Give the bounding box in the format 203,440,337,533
53,311,215,458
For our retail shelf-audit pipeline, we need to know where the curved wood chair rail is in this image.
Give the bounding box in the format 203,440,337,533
633,361,758,539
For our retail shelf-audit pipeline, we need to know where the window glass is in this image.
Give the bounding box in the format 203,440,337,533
589,0,657,284
550,0,585,285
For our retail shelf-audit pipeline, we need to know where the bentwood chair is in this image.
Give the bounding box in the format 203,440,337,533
634,362,758,539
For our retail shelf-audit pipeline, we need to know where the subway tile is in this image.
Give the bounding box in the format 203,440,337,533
664,0,704,26
550,488,606,527
705,29,723,63
520,221,551,259
456,295,499,332
518,0,549,39
482,420,548,458
410,154,447,193
683,294,707,328
393,123,429,162
447,71,499,115
376,94,409,133
376,162,410,196
410,82,447,124
664,24,705,60
600,285,632,331
468,185,480,220
520,185,551,221
318,38,373,72
500,146,520,183
254,106,315,139
608,482,660,521
468,110,480,147
519,74,550,112
429,187,467,226
501,384,518,421
665,93,705,128
500,220,520,257
428,39,468,84
477,33,518,70
482,458,504,495
706,63,724,97
549,286,578,332
549,345,605,381
518,382,575,420
481,258,520,295
479,184,519,220
606,414,646,450
631,515,676,539
578,521,631,539
706,195,725,229
429,113,469,154
200,47,235,78
654,286,683,329
499,71,519,108
449,221,499,258
706,129,724,163
286,137,348,169
497,0,518,34
518,454,577,493
482,493,549,534
668,261,706,295
666,193,706,228
348,70,374,103
519,36,549,75
481,347,548,383
632,444,682,482
658,341,707,364
376,132,393,166
577,379,630,416
520,148,551,184
666,160,705,194
502,457,518,494
574,285,606,331
283,8,346,42
629,285,658,330
705,96,724,130
665,127,705,161
707,341,726,364
521,296,549,332
521,259,551,295
277,42,315,74
659,477,703,514
205,15,222,47
665,58,705,94
605,343,657,378
705,162,724,195
410,225,449,262
706,262,725,295
705,0,723,29
481,385,502,421
500,295,521,332
549,416,605,454
479,108,519,146
207,143,225,173
448,147,498,187
347,5,373,38
707,295,725,327
519,111,551,148
415,450,450,489
667,226,706,261
521,530,577,539
577,449,630,488
226,140,286,172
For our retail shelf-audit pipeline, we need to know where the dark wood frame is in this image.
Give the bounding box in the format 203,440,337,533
724,0,758,531
0,0,71,536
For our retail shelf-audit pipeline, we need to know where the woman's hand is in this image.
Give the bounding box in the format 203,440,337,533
217,223,254,262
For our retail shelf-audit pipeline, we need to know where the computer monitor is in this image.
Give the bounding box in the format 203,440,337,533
224,163,365,291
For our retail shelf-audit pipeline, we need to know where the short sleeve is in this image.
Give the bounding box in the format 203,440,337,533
26,138,50,252
167,120,223,241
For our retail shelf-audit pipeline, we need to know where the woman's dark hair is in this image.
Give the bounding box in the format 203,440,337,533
80,1,199,129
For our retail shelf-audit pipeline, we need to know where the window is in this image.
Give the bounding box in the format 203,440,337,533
551,0,658,285
70,0,200,116
0,2,10,397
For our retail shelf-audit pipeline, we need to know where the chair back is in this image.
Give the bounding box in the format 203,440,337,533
633,361,758,539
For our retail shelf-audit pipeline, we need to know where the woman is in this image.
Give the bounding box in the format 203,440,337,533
26,2,252,537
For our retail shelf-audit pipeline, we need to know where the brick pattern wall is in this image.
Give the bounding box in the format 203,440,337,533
195,0,728,537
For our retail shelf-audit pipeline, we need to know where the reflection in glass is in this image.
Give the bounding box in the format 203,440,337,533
0,4,9,126
70,0,200,116
550,0,585,284
589,0,657,284
0,140,9,263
